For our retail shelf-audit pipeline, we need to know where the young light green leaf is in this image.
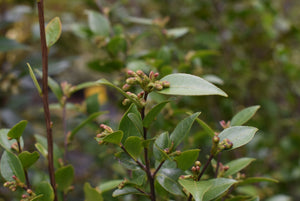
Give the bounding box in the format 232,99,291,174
68,111,105,142
231,105,260,126
86,10,110,37
218,126,258,150
157,173,184,196
159,73,227,97
98,180,123,193
35,143,48,158
203,178,237,201
143,101,170,128
128,113,143,136
46,17,62,47
102,130,123,145
223,158,256,177
194,117,215,137
174,149,200,170
239,177,278,185
124,136,143,160
27,63,42,95
18,151,40,170
84,182,103,201
166,27,189,39
35,181,54,201
55,165,74,191
7,120,27,140
112,187,144,197
0,151,25,183
178,179,212,201
0,129,23,150
170,112,200,148
119,104,141,142
153,132,170,161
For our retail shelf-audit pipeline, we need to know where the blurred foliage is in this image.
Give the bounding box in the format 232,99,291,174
1,0,300,200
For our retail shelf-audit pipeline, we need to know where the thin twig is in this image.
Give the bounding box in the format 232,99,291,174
152,160,165,178
120,144,146,171
215,153,221,178
37,1,58,200
63,102,68,163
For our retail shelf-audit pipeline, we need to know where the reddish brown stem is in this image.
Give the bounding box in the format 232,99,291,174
37,1,58,200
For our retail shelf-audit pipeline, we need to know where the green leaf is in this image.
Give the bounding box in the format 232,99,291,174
143,101,170,128
131,169,146,186
46,17,62,47
156,173,184,196
29,194,44,201
0,36,28,52
174,149,200,170
170,112,200,148
86,10,110,37
55,165,74,191
35,143,47,158
194,118,215,137
119,104,141,142
124,136,143,160
107,36,127,56
68,111,105,142
153,132,170,161
231,105,260,126
102,130,123,145
35,69,63,102
86,94,100,115
240,177,279,185
0,129,23,150
154,143,171,161
165,27,189,39
35,181,54,201
7,120,27,140
223,158,256,177
0,151,25,183
178,179,212,201
84,182,103,201
128,113,143,136
218,126,258,150
112,187,144,197
98,180,123,193
18,151,40,170
159,73,227,97
203,178,237,201
27,63,42,95
115,151,139,170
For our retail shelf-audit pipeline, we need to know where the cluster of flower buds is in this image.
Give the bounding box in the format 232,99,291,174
20,189,37,201
96,124,114,145
121,70,170,106
118,178,129,189
10,142,19,152
211,134,233,155
3,175,26,192
213,162,230,177
235,172,246,180
220,120,230,129
191,161,202,178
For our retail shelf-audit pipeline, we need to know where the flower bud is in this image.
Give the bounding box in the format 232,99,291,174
162,81,170,88
126,77,137,85
154,72,159,78
196,166,200,172
213,136,220,143
122,84,131,91
27,189,33,195
154,83,163,90
195,161,201,167
191,166,196,172
122,98,131,106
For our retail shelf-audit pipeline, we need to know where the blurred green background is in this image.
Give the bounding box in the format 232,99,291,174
1,0,300,200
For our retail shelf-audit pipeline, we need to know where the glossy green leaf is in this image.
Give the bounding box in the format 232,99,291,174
46,17,62,47
100,130,123,145
170,112,200,148
18,151,40,170
174,149,200,170
156,173,184,196
27,63,42,95
68,111,105,142
223,158,256,177
219,126,258,150
195,118,215,137
98,180,123,193
0,36,28,52
203,178,237,201
231,106,260,126
112,187,144,197
124,136,143,159
114,151,139,170
143,101,170,128
0,129,24,150
159,73,227,97
86,10,110,36
119,104,141,142
153,132,170,161
84,182,103,201
0,151,25,182
128,113,143,136
240,177,278,185
131,169,147,186
55,165,74,191
178,179,212,201
7,120,27,140
35,181,54,201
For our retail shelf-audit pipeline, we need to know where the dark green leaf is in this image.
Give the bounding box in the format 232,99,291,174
98,180,123,193
178,179,212,201
84,182,103,201
112,187,144,197
86,94,100,115
203,178,237,201
86,10,110,36
218,126,258,150
0,151,25,183
128,113,143,136
124,136,143,159
46,17,62,47
159,73,227,97
0,129,24,150
7,120,27,140
174,149,200,170
231,105,260,126
223,158,256,177
35,181,54,201
55,165,74,191
170,112,200,148
115,151,139,170
156,173,184,196
143,101,170,128
18,151,40,170
153,132,170,161
107,36,127,56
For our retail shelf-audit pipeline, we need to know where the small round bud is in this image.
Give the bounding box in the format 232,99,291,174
12,175,17,180
213,136,220,143
162,81,170,88
195,161,201,167
7,137,12,140
122,84,131,91
191,166,196,172
126,77,136,85
11,187,17,192
224,165,229,171
27,189,33,194
22,194,28,198
196,166,200,172
127,70,134,76
154,83,163,90
154,72,159,78
122,99,131,106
